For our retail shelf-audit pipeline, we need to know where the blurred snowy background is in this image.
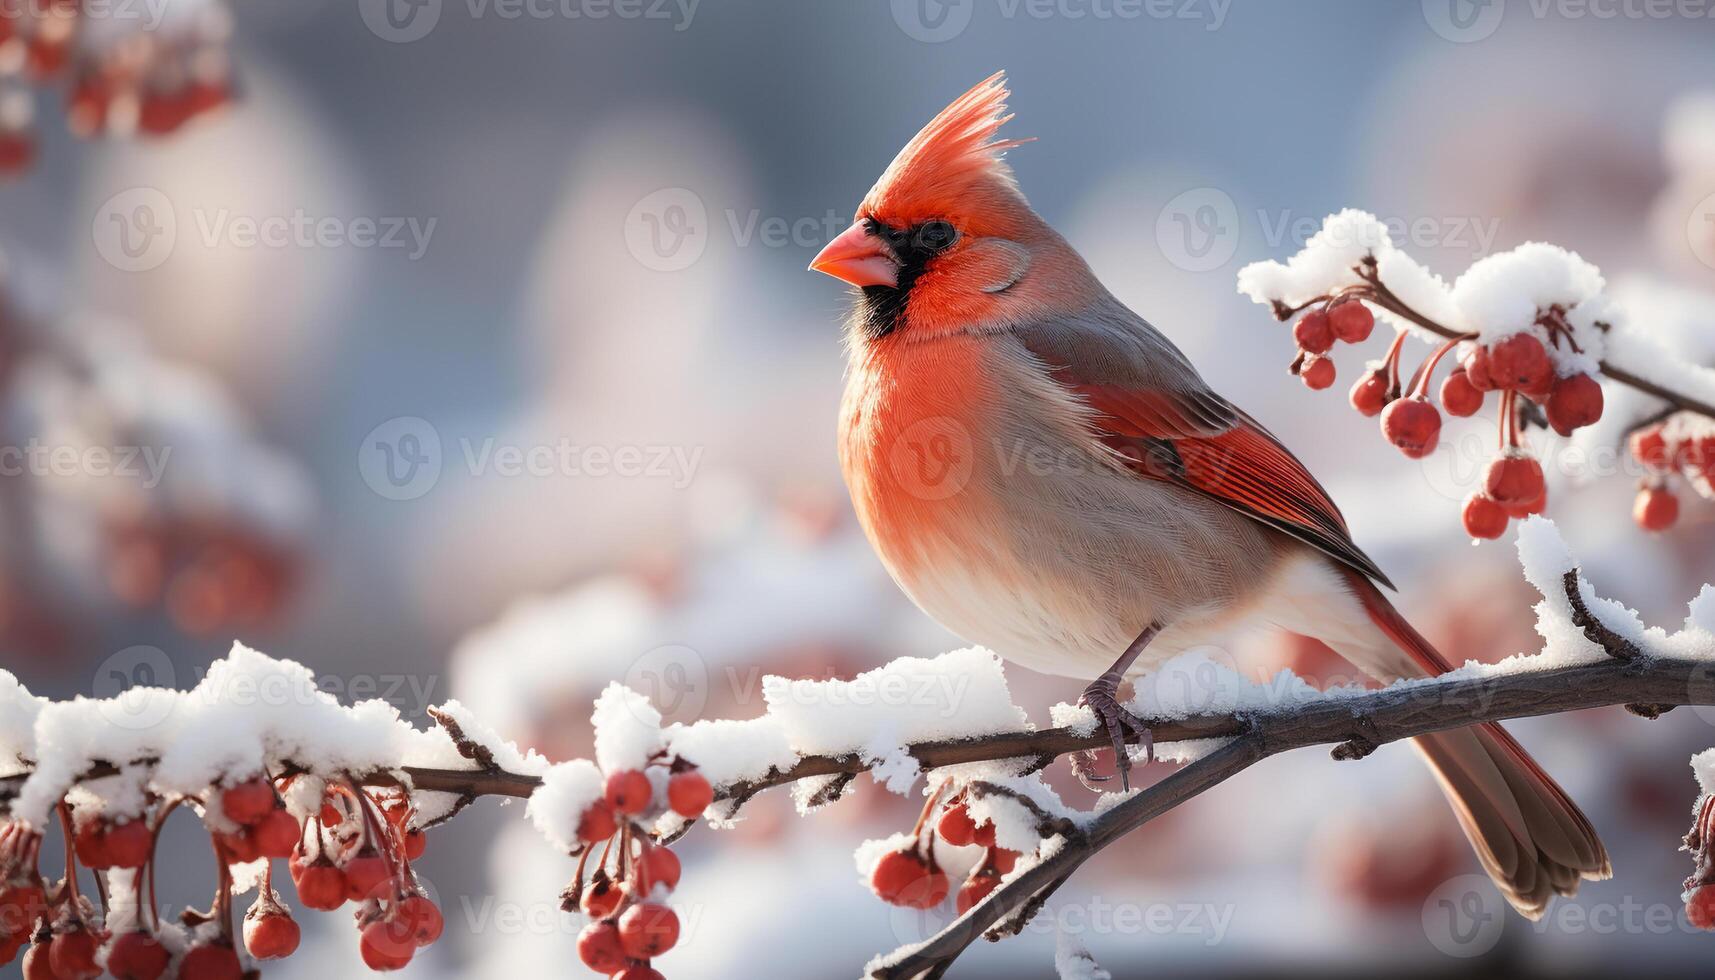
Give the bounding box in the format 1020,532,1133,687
4,0,1715,976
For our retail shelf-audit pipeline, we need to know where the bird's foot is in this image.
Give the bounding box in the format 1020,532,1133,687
1076,672,1152,792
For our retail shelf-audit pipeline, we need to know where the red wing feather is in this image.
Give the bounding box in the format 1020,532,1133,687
1070,382,1393,588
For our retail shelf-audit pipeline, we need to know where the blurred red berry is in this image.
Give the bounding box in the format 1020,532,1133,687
1635,485,1679,532
1464,346,1496,391
243,911,300,960
222,779,276,826
1439,369,1482,417
396,894,443,946
359,920,414,972
578,802,618,843
956,874,1000,914
612,966,666,980
49,928,100,980
1294,311,1334,354
22,943,56,980
870,850,927,905
1380,398,1441,458
1486,334,1552,392
637,845,682,895
1688,884,1715,930
582,877,626,918
343,850,391,901
1328,301,1374,343
605,770,653,815
1545,373,1603,435
937,803,977,847
1485,454,1545,507
1348,368,1390,417
402,828,426,861
577,921,627,973
1300,354,1335,390
104,820,153,869
249,809,300,860
179,942,243,980
73,821,112,869
106,931,169,980
291,860,347,910
667,770,712,818
618,902,680,959
1629,425,1669,470
989,848,1018,875
1462,494,1508,540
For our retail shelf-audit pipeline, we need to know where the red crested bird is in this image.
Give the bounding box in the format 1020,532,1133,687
810,72,1607,918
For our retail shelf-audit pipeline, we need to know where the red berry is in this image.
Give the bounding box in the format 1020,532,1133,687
1462,494,1508,540
618,902,680,959
0,884,47,938
73,821,112,870
1545,373,1603,435
396,894,443,946
22,943,56,980
612,967,666,980
243,911,300,960
291,860,347,910
216,830,259,865
1635,485,1679,532
178,942,243,980
605,770,653,815
581,877,626,918
102,819,153,870
343,850,392,901
221,779,276,826
1485,454,1545,507
249,809,301,860
49,927,99,979
577,802,618,843
1630,425,1670,470
1293,311,1335,354
1328,301,1375,343
898,868,952,909
1464,346,1497,392
972,820,997,848
937,803,978,847
402,829,426,861
1503,485,1548,518
989,848,1019,875
1348,368,1391,417
667,769,713,818
1688,884,1715,930
106,932,170,980
359,920,414,972
576,921,627,974
1299,354,1336,390
636,845,682,895
1439,369,1482,417
1486,334,1552,392
1380,397,1441,458
956,874,1000,914
870,850,927,904
0,934,21,968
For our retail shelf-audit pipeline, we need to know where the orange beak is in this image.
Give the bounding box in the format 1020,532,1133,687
809,222,899,288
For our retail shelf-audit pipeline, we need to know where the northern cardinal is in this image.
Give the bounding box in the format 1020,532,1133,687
810,72,1607,918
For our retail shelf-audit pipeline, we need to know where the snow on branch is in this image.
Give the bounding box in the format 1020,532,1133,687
4,519,1715,978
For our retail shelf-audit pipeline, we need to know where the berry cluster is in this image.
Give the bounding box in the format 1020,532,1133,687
1285,297,1611,540
868,795,1020,916
570,763,711,980
1,770,442,978
1627,417,1714,532
0,0,235,177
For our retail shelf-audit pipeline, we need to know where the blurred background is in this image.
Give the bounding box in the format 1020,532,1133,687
3,0,1715,976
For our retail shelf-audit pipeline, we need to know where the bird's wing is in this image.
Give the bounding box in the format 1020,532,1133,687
1015,306,1394,589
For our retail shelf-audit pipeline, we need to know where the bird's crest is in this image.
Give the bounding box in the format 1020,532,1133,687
862,71,1034,222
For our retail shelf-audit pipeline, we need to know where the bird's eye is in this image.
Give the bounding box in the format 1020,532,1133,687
914,220,957,253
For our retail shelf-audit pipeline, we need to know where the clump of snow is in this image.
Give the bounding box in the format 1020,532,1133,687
525,758,605,854
590,683,665,773
1054,930,1112,980
662,715,795,790
763,647,1029,759
962,776,1070,853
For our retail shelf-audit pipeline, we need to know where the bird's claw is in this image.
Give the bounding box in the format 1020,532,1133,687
1077,676,1152,792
